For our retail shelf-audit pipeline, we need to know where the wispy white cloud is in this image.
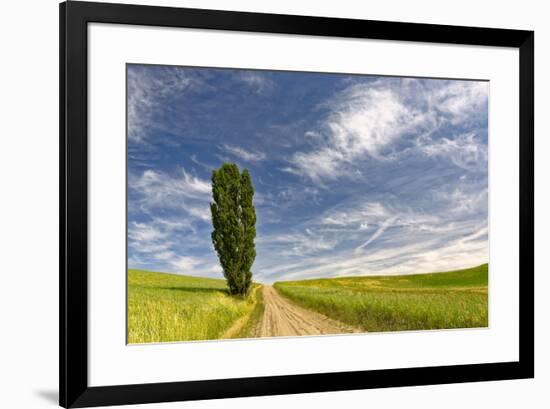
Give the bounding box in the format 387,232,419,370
285,79,488,182
258,229,336,257
153,216,196,233
418,132,487,169
190,154,215,172
128,217,222,277
187,206,211,222
128,165,220,276
287,85,421,181
254,192,487,282
223,144,266,163
282,149,344,183
129,221,167,242
128,167,212,274
128,221,172,255
428,81,488,124
161,254,222,276
130,167,211,221
320,202,393,227
355,216,398,251
256,222,488,283
237,72,274,94
127,66,199,143
169,255,200,270
435,185,488,216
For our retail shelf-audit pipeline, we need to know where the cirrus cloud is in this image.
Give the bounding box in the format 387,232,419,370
285,79,488,183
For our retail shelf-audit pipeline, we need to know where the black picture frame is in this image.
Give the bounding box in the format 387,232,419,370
60,1,534,407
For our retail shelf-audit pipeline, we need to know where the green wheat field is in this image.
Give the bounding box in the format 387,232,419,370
274,264,488,332
127,264,488,344
127,270,263,344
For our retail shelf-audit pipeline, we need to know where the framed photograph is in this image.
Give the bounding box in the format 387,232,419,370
60,1,534,407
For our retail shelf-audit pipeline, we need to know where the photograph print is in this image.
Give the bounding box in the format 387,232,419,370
127,64,489,344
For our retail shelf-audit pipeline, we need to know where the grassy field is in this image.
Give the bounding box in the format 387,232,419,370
230,287,265,339
274,264,488,332
127,269,261,344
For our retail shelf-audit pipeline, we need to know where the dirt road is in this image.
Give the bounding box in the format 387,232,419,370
253,285,360,337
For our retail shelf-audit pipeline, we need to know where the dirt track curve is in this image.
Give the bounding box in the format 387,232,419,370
252,286,360,337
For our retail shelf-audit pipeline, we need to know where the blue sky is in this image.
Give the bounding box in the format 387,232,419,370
127,64,489,283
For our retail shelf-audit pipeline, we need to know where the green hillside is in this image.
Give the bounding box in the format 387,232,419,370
127,269,260,344
274,264,488,332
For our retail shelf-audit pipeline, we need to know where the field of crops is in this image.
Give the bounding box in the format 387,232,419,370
127,269,261,344
274,264,488,332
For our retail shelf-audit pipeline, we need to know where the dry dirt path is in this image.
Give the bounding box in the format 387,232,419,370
252,285,360,337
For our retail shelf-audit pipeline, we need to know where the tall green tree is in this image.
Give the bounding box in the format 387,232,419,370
210,163,256,296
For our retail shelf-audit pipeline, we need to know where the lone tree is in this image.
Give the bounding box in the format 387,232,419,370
210,163,256,297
